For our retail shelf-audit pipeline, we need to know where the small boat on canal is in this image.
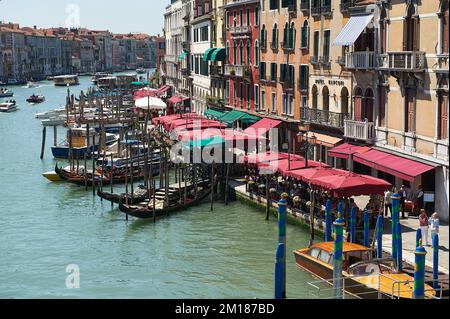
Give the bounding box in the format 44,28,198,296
293,242,436,299
26,94,45,104
53,75,79,86
118,179,213,219
0,101,18,113
0,88,14,98
97,185,153,205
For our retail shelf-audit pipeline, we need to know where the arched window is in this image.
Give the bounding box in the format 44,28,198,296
260,24,267,48
233,42,237,65
440,0,449,54
312,85,318,109
354,87,363,121
403,4,419,51
272,24,278,50
247,40,251,65
322,86,329,112
254,40,260,65
290,22,296,49
301,20,309,49
341,87,349,116
363,88,374,122
283,22,289,48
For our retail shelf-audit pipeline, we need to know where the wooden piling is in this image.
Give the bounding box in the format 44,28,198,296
210,162,214,212
40,126,46,159
309,189,315,247
84,152,88,191
110,153,114,208
53,125,57,146
224,163,230,206
265,175,270,220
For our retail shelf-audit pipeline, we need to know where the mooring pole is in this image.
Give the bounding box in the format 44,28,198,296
84,152,88,191
397,221,403,272
413,245,427,299
40,126,46,159
274,243,285,299
110,153,114,208
92,133,96,196
416,228,422,248
350,207,356,243
265,175,270,220
391,193,401,266
377,215,383,259
333,217,345,299
53,125,57,146
363,210,369,247
433,234,439,291
325,199,332,242
224,163,230,206
277,196,287,299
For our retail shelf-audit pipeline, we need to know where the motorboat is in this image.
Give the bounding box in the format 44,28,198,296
0,101,18,113
27,81,39,88
0,88,14,98
35,107,66,119
53,75,79,86
26,94,45,104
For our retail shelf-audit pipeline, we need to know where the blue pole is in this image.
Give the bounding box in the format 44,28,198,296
333,218,345,299
396,222,403,272
413,246,427,299
278,198,287,299
350,207,356,243
325,199,332,241
416,228,422,248
433,234,439,290
377,215,383,259
391,193,400,265
337,201,344,219
363,210,369,247
274,243,285,299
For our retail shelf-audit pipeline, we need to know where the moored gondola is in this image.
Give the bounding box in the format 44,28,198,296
97,185,151,204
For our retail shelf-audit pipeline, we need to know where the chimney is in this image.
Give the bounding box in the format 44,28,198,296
34,25,37,30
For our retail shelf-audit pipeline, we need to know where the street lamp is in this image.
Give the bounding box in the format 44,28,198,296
297,131,317,168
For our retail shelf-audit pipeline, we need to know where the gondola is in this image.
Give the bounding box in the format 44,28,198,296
97,185,152,204
26,94,45,103
118,179,213,219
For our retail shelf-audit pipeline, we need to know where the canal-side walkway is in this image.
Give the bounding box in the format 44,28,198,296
230,178,449,276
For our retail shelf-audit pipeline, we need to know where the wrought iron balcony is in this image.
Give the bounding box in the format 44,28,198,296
345,51,378,70
344,119,376,142
319,56,331,66
378,51,426,72
300,107,347,128
434,53,449,73
229,25,251,35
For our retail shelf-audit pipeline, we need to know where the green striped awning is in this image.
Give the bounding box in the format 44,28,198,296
219,110,261,127
184,136,225,149
210,48,226,62
204,108,227,120
178,51,188,60
203,48,216,61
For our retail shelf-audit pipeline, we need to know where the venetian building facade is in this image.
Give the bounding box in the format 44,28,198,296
164,0,183,92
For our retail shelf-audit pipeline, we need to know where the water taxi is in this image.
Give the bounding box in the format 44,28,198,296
42,171,63,182
293,242,436,299
92,72,112,85
0,101,18,113
96,76,117,89
53,75,79,86
26,94,45,104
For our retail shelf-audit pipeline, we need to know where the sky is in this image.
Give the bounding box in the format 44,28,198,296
0,0,167,35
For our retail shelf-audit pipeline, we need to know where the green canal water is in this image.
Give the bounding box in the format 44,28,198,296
0,75,319,299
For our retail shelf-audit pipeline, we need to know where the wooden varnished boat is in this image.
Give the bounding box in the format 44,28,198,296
293,242,436,299
118,180,213,219
97,185,152,204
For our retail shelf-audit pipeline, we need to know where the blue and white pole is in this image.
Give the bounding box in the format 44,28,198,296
377,215,383,259
325,199,332,242
274,243,285,299
391,193,401,265
333,218,345,299
277,198,287,299
413,245,427,299
363,211,369,247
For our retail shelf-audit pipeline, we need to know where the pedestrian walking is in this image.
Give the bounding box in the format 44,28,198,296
419,209,429,246
429,212,440,240
400,185,406,218
384,189,392,218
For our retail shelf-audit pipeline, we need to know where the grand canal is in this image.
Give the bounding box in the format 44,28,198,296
0,75,316,298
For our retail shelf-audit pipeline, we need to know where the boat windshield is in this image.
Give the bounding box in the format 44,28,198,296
348,262,382,276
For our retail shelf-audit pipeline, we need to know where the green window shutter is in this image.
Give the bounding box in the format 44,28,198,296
283,27,288,47
323,30,330,57
314,31,319,57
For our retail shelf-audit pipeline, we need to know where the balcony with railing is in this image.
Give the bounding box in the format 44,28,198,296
300,107,347,129
310,56,320,65
209,65,224,78
300,0,310,11
319,56,331,66
345,51,378,70
379,51,426,72
339,0,354,13
344,119,376,142
311,5,321,17
229,25,251,36
224,65,251,79
206,95,225,108
321,4,332,16
434,53,449,73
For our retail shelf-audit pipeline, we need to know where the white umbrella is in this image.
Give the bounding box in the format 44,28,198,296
135,96,167,110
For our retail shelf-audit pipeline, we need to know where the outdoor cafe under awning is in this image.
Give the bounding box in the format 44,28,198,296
333,14,374,46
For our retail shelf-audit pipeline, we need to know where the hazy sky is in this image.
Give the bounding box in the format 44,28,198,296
0,0,167,35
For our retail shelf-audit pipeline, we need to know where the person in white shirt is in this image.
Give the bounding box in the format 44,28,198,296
429,212,440,240
384,189,392,217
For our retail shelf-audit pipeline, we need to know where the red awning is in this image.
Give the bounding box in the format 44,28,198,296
353,149,435,182
243,118,282,136
260,159,327,175
167,96,182,105
286,167,348,183
242,152,304,165
328,143,371,159
157,85,170,96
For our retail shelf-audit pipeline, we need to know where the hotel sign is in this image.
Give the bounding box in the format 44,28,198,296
315,79,346,86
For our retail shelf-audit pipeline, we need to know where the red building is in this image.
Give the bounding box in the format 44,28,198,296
223,0,260,112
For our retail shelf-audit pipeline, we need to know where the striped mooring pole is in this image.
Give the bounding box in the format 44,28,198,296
277,198,287,299
416,228,422,248
325,199,332,242
337,201,344,219
274,243,285,299
433,234,439,290
333,218,345,299
413,245,427,299
391,193,401,264
377,215,383,259
350,207,357,243
363,211,369,247
396,222,403,272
